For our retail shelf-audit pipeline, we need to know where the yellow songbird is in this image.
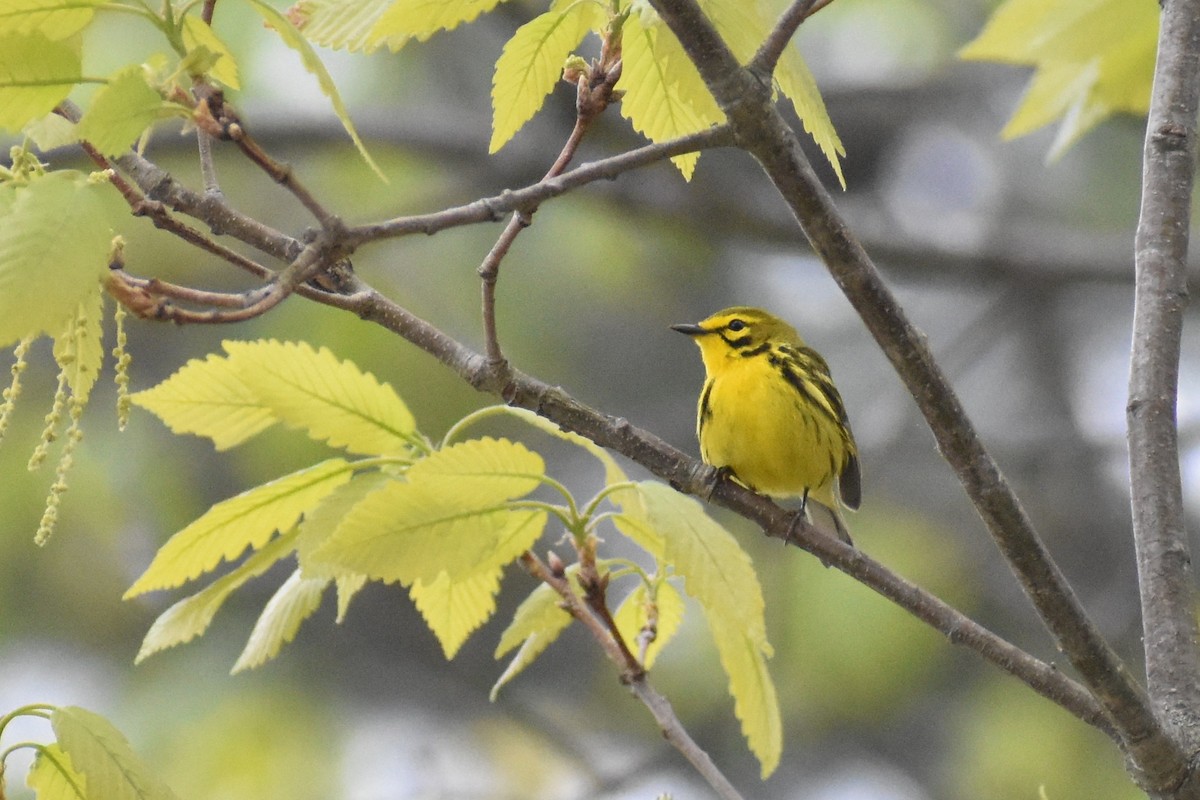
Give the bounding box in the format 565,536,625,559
672,306,861,543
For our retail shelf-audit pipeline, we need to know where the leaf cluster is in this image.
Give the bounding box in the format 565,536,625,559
126,339,784,775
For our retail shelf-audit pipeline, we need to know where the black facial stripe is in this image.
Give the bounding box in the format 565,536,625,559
737,342,771,358
720,333,753,350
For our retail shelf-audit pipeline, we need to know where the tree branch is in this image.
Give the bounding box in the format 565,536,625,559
643,0,1189,789
1130,0,1200,756
309,281,1115,740
346,125,733,245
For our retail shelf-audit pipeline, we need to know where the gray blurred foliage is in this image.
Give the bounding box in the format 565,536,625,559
1,0,1192,798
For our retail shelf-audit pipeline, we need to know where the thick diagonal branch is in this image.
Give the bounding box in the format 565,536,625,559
1130,0,1200,754
643,0,1189,790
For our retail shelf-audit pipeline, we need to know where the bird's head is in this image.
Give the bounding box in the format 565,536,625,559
671,306,804,371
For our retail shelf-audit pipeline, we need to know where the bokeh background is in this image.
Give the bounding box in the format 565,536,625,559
2,1,1196,798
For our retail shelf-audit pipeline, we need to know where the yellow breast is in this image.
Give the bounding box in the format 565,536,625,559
698,355,847,499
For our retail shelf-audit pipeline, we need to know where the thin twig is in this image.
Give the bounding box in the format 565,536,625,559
519,552,745,800
749,0,822,77
479,52,623,368
77,139,272,280
1130,0,1200,758
644,0,1188,790
347,125,733,245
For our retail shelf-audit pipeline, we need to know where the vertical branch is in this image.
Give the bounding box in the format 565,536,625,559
644,0,1194,789
1130,0,1200,744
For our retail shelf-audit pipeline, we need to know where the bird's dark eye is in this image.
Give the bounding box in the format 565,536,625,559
727,319,746,332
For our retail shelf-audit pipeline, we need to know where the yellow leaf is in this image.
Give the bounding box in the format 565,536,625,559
181,16,241,89
490,573,576,699
77,65,176,158
708,614,783,778
130,351,277,451
368,0,508,46
52,290,103,402
489,1,602,153
615,481,780,775
612,577,684,669
960,0,1157,156
411,567,502,659
243,0,387,180
289,0,401,53
0,32,80,132
775,47,845,187
222,339,418,455
124,458,354,597
232,568,328,672
619,11,719,180
26,743,87,800
134,528,300,663
488,406,629,486
0,171,118,349
407,436,545,498
0,0,103,39
312,479,546,585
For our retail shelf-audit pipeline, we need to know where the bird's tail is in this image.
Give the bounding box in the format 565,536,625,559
807,484,854,546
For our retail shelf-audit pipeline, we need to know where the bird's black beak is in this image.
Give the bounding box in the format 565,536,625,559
671,323,705,336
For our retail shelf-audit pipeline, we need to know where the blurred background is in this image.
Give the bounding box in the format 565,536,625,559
1,0,1193,798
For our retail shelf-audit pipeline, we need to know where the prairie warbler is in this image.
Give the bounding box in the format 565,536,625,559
673,306,861,543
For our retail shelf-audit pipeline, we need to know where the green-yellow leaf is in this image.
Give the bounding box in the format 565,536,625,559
181,16,241,89
490,573,576,699
52,289,103,402
312,479,546,585
960,0,1157,157
296,471,391,577
0,32,80,131
232,568,327,672
627,481,768,647
612,576,684,670
290,0,401,53
222,339,417,455
130,350,277,451
27,744,87,800
51,706,179,800
707,614,782,778
411,567,502,659
292,472,380,621
243,0,386,180
77,66,177,157
474,406,629,486
0,0,103,39
615,481,779,775
619,11,717,180
134,528,300,663
124,458,354,597
0,170,118,348
489,1,602,153
368,0,508,46
407,436,544,498
776,47,844,187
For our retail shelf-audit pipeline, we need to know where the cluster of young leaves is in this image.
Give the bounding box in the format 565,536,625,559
126,338,783,776
1,704,177,800
960,0,1159,159
0,159,132,543
0,0,379,173
288,0,845,183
